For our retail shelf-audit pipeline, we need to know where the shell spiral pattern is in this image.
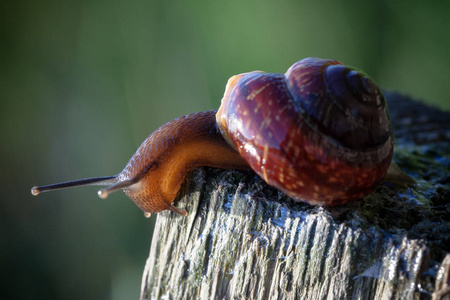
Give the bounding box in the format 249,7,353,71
216,57,393,206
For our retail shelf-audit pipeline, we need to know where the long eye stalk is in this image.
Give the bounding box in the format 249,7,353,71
31,176,118,196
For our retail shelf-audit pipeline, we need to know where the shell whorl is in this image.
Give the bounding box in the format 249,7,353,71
216,57,393,206
285,58,391,152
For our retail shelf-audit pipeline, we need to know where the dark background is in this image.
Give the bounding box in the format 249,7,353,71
1,0,449,299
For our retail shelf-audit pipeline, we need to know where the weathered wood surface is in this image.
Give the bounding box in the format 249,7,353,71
141,93,450,300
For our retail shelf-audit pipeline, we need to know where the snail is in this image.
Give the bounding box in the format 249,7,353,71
31,57,413,217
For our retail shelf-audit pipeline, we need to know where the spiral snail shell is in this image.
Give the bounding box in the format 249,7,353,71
31,57,408,216
216,57,393,206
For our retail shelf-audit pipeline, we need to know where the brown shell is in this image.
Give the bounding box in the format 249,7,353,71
216,57,393,206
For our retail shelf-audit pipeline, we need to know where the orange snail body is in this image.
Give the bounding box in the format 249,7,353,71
117,111,248,215
32,57,397,216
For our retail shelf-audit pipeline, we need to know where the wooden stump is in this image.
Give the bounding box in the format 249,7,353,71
140,93,450,300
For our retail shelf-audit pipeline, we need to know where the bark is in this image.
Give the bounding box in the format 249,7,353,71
141,92,450,300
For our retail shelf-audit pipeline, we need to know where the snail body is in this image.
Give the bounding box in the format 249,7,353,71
32,57,406,216
116,111,248,215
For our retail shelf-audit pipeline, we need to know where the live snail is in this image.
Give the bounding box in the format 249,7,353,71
31,57,413,217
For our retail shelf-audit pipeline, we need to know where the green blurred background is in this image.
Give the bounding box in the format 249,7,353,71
1,0,449,299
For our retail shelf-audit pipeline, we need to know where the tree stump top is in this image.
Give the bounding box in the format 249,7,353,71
141,92,450,300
